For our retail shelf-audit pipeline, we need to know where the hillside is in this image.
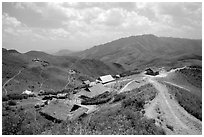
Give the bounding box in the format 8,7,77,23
2,48,124,95
53,49,73,56
70,34,202,69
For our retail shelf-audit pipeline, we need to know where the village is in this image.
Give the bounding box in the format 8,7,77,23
5,59,196,123
15,58,162,123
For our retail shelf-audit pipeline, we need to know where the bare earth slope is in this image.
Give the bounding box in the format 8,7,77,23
143,69,202,135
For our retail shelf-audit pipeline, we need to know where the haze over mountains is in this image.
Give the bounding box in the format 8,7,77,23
53,49,74,56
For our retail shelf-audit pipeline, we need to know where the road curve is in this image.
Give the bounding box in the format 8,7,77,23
145,77,202,135
3,69,24,95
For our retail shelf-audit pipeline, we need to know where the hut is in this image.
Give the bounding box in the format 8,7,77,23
98,75,115,84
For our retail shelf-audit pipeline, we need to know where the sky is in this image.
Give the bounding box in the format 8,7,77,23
2,2,202,53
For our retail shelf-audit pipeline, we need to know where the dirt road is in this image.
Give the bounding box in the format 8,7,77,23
144,77,202,135
3,69,24,95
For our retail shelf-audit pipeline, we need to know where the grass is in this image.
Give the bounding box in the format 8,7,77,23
2,104,53,135
176,67,202,88
163,82,202,121
81,91,112,105
45,83,164,135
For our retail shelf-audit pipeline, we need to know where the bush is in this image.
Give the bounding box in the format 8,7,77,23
2,96,9,101
122,97,145,111
40,91,57,96
121,84,157,111
164,82,202,121
8,100,17,106
81,92,112,105
120,70,141,77
7,94,28,100
112,93,126,103
2,107,53,135
176,67,202,88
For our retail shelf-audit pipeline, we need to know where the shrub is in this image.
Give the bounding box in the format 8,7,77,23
121,84,157,111
164,82,202,121
2,107,53,135
7,94,28,100
112,93,126,103
2,96,9,101
81,92,112,105
8,100,17,106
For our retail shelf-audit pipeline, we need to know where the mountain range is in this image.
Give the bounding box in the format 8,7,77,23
70,34,202,69
2,34,202,95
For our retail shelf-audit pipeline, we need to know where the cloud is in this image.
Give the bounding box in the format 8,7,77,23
92,8,125,26
3,13,21,27
2,2,202,52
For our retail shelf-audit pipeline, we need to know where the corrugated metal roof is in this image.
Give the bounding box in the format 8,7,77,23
41,101,73,121
99,75,115,84
77,83,109,98
83,80,91,85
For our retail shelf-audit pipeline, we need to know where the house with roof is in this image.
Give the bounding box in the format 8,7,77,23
32,58,40,62
40,100,89,122
40,101,72,121
98,75,115,84
83,80,91,85
77,83,110,98
22,89,35,95
145,68,159,76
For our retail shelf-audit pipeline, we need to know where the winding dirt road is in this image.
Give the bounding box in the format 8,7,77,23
3,69,24,95
144,77,202,135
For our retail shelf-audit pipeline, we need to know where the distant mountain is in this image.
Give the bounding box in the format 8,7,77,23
54,49,73,56
2,48,124,95
71,34,202,69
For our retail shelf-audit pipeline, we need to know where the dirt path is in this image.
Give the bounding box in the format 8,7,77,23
119,78,147,93
118,80,135,93
39,69,48,89
63,72,72,90
144,77,202,135
3,69,24,95
163,81,191,92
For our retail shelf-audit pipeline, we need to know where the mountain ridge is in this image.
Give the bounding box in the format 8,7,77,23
69,34,202,69
2,48,125,95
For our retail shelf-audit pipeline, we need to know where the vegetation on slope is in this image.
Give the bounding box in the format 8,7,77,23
71,35,201,69
2,48,124,95
2,104,53,135
44,84,164,135
163,82,202,121
175,67,202,88
2,83,164,135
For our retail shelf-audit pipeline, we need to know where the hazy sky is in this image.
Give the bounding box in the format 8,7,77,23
2,2,202,53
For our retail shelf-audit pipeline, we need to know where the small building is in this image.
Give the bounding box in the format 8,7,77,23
83,80,91,85
145,68,154,75
145,68,159,76
35,100,48,108
98,75,115,84
89,81,96,87
57,93,68,99
40,101,73,121
22,90,34,95
68,69,76,75
32,58,40,62
116,74,120,78
68,105,88,121
77,83,109,98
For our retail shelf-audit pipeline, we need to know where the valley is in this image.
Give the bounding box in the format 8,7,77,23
2,63,202,135
2,35,202,135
